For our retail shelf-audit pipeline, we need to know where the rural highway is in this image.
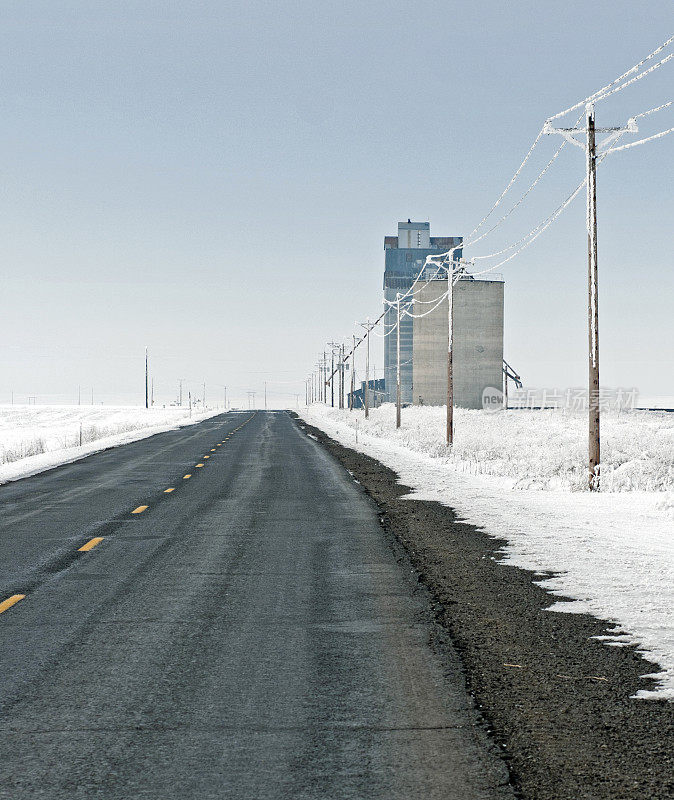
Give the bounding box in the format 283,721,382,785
0,411,511,799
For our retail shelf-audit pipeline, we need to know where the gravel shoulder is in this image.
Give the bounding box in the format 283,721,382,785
294,414,674,800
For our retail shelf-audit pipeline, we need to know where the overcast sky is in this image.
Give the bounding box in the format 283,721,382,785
1,0,672,407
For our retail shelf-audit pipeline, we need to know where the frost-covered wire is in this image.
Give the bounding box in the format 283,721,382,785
468,132,634,277
593,52,674,105
463,112,584,251
420,123,568,265
547,34,674,122
635,100,672,118
464,127,546,240
382,260,447,307
404,271,466,318
405,291,449,318
604,125,674,153
469,126,631,267
469,179,587,277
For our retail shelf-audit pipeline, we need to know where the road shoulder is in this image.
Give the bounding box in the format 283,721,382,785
293,414,674,800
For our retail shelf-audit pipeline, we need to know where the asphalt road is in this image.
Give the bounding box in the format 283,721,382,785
0,410,512,799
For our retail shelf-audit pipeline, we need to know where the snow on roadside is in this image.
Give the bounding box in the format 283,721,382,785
301,403,674,700
0,405,223,485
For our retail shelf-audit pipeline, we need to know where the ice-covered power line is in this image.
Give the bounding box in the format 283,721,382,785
469,178,587,278
593,52,674,104
382,258,450,307
604,124,674,153
547,34,674,122
405,291,449,319
635,100,672,118
467,117,640,272
418,36,674,277
461,120,580,250
465,128,546,240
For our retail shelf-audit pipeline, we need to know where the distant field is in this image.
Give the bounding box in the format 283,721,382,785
0,405,221,483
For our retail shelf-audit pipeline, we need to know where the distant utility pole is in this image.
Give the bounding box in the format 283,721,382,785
78,385,81,406
396,293,402,429
203,381,206,408
545,104,636,490
145,347,149,410
358,318,375,419
327,343,340,408
264,381,267,410
151,378,154,407
323,350,327,403
318,355,327,404
224,386,227,409
188,391,192,418
339,344,345,409
178,379,185,407
350,335,356,410
91,387,94,406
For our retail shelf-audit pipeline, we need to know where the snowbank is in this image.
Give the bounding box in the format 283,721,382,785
301,404,674,700
0,405,222,485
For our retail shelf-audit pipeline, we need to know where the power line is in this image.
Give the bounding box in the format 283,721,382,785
547,34,674,122
604,124,674,153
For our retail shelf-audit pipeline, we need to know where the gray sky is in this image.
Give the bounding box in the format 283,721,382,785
1,0,672,407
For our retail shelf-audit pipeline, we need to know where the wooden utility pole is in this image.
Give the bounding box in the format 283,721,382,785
350,335,356,410
544,105,637,490
339,344,346,410
396,293,402,429
145,348,149,409
365,318,370,418
330,350,335,407
337,347,342,409
446,272,454,446
264,380,267,410
586,105,600,490
322,351,327,403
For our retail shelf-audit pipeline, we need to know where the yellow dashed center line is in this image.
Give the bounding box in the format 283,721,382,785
164,488,175,493
203,455,210,459
216,444,221,447
195,463,204,468
0,594,26,614
78,537,104,552
132,505,148,514
183,474,192,479
210,449,216,452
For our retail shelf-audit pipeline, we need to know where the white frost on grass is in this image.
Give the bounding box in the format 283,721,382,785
301,403,674,700
0,405,223,485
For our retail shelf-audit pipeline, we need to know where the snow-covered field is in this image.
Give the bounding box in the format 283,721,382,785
301,404,674,700
0,405,222,485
